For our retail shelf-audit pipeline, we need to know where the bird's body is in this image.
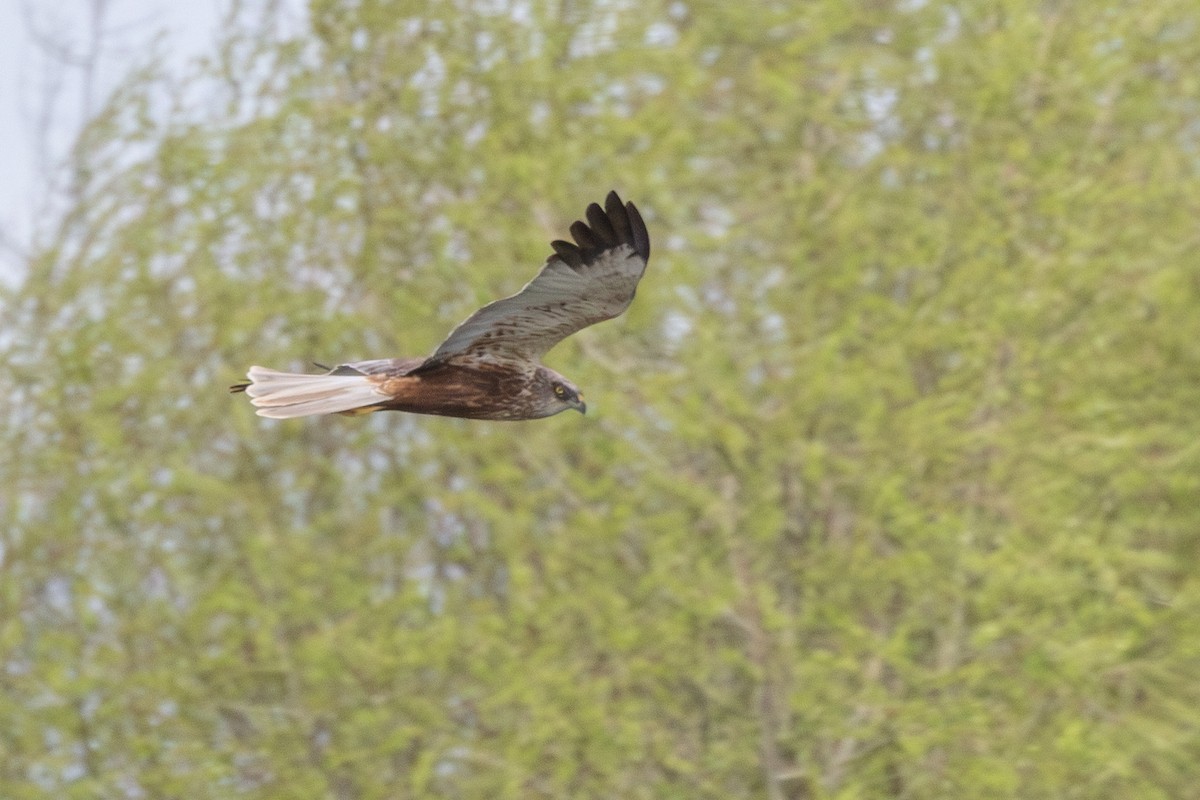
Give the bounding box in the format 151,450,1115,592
231,191,649,421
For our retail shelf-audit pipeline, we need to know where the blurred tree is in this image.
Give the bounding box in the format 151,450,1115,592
2,1,1198,798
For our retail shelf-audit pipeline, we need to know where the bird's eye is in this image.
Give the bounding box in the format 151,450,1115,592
553,384,566,397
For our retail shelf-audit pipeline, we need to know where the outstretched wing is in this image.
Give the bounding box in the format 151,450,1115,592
423,191,650,366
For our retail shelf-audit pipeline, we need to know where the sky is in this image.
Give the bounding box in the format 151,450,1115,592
0,0,229,280
0,1,315,284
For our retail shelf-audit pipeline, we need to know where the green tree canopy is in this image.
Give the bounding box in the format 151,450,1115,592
3,1,1198,798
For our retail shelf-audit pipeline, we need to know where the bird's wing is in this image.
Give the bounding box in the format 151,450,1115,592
422,191,650,367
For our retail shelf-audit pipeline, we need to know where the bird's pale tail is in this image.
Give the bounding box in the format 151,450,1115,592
231,366,387,419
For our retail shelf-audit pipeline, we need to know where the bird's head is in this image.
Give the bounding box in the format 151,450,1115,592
535,367,587,417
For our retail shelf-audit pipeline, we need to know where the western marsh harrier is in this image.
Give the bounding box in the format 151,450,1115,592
231,191,650,420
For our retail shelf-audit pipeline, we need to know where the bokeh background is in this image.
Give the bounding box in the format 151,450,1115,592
3,1,1199,798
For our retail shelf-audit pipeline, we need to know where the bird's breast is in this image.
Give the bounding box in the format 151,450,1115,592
376,361,539,420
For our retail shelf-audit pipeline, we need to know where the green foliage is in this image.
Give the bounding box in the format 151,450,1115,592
3,1,1199,797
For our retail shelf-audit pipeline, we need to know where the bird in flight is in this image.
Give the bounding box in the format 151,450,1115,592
231,191,650,420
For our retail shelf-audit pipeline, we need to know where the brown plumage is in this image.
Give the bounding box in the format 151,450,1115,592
230,191,650,420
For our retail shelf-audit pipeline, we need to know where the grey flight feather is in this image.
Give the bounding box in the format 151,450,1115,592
425,191,650,366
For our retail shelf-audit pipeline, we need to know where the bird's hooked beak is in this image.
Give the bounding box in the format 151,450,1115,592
572,394,587,415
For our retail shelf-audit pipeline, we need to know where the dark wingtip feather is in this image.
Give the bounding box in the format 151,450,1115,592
625,201,650,261
550,191,649,267
569,220,602,249
551,239,584,269
605,192,631,244
585,202,617,245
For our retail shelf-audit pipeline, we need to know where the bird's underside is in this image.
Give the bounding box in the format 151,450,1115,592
239,359,556,421
231,190,650,421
